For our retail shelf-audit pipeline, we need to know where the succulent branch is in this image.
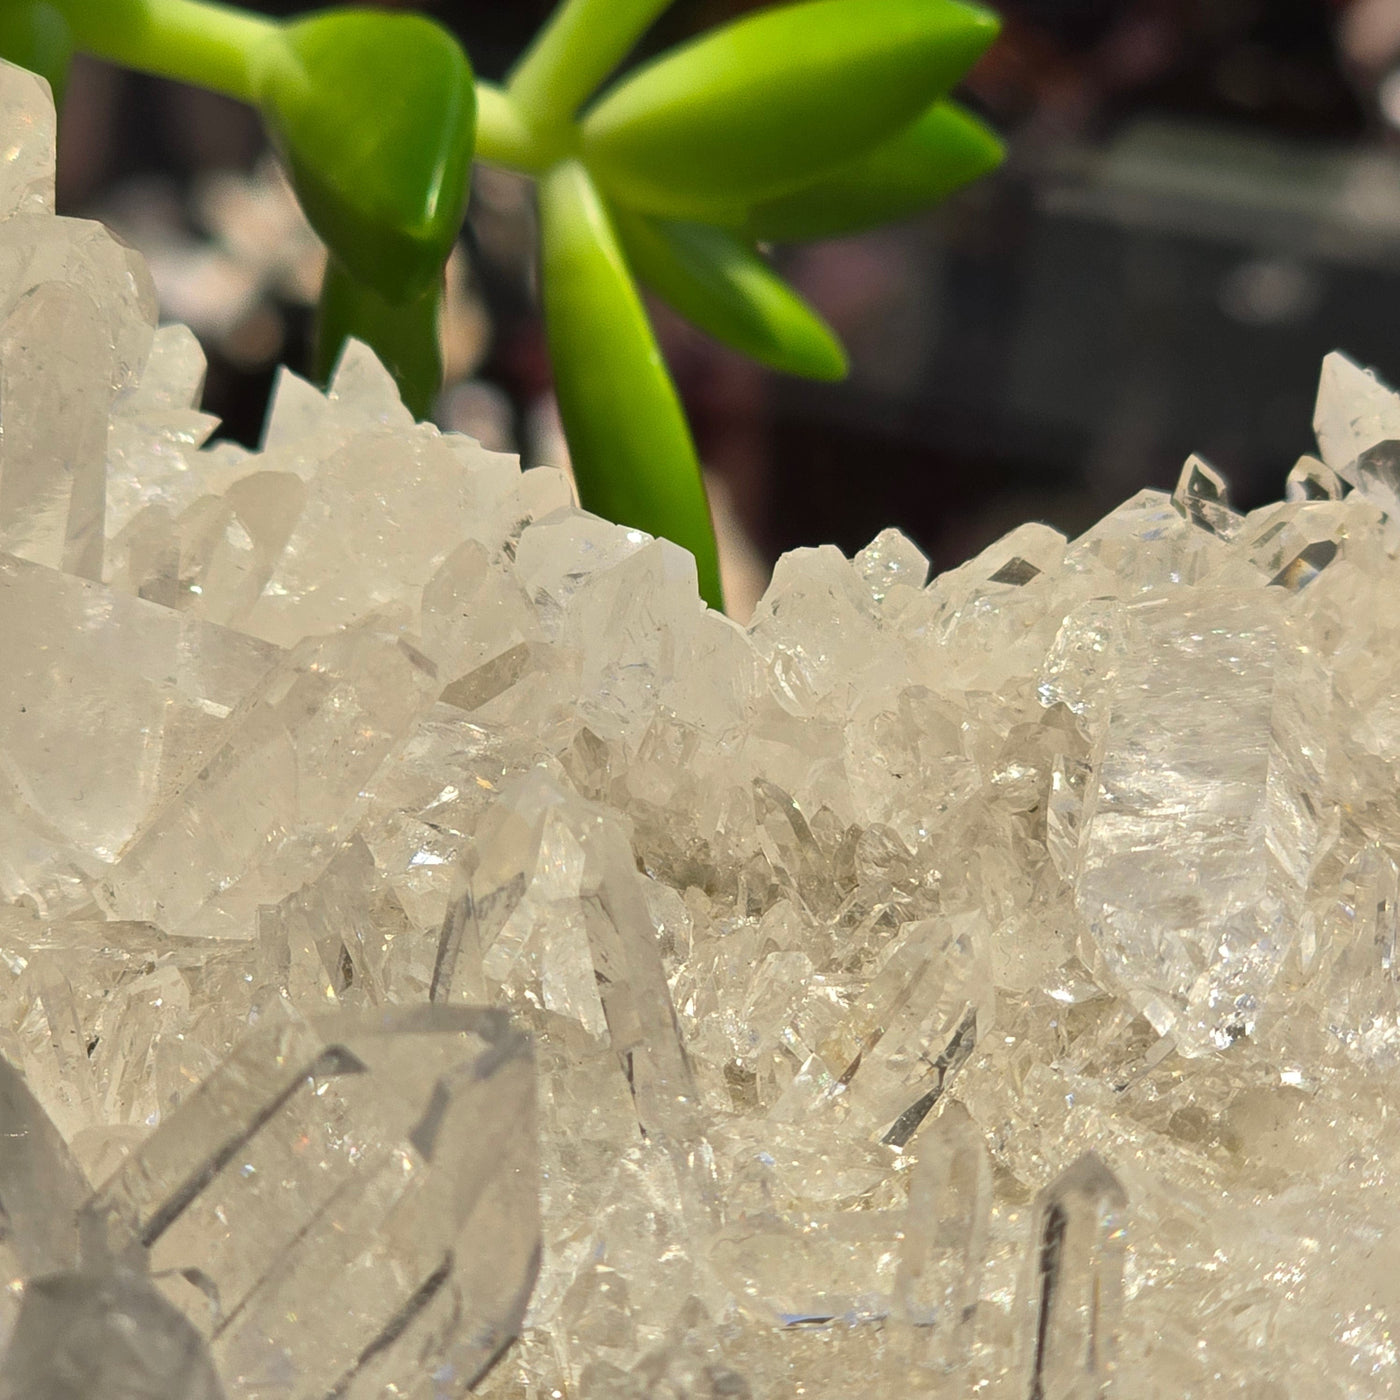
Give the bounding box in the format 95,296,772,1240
5,0,1004,612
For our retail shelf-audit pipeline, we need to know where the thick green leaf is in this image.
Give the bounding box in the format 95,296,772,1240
613,208,846,380
538,161,723,611
743,99,1003,242
579,0,998,221
255,10,475,304
0,2,73,103
315,259,443,421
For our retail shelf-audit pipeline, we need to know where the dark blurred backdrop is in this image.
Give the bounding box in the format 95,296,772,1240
55,0,1400,610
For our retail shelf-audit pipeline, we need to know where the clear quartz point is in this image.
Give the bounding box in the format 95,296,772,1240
1172,454,1241,538
1268,537,1336,592
1017,1153,1127,1400
102,624,442,937
442,770,699,1145
260,363,330,452
1340,437,1400,518
854,527,929,604
0,551,281,914
0,1056,89,1353
0,63,55,219
80,1007,538,1399
327,337,415,432
1313,349,1400,474
0,281,116,579
1316,843,1400,1067
894,1101,991,1373
0,205,158,579
1284,454,1344,502
0,1268,226,1400
770,914,990,1142
1074,589,1323,1054
1063,488,1224,594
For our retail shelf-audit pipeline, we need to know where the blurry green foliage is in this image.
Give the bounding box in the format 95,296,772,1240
12,0,1003,612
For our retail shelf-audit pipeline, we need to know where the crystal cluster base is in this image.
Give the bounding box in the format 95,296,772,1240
0,61,1398,1400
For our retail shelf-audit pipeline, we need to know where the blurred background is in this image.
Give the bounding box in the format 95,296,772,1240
54,0,1400,617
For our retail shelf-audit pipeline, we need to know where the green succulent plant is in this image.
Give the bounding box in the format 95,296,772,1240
3,0,1002,612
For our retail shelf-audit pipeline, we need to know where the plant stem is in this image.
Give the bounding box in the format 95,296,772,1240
506,0,675,128
316,260,443,422
474,83,541,170
49,0,276,102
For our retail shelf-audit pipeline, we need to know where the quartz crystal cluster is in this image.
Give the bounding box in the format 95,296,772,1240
3,62,1400,1400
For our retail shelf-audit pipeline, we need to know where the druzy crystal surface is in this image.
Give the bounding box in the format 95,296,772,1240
3,62,1400,1399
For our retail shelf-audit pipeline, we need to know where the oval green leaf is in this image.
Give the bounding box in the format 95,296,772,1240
742,99,1003,242
538,161,724,611
579,0,998,221
314,259,443,421
255,9,475,304
613,208,846,380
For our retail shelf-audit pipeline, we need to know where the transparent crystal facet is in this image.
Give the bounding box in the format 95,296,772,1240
81,1007,538,1399
0,1268,226,1400
1074,589,1322,1054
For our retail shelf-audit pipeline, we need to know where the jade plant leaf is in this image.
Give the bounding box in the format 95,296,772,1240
0,2,72,103
579,0,998,221
613,208,846,380
315,259,443,421
254,9,475,305
742,99,1003,243
538,161,724,611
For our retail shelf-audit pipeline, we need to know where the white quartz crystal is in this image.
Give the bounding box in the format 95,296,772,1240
4,61,1400,1400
